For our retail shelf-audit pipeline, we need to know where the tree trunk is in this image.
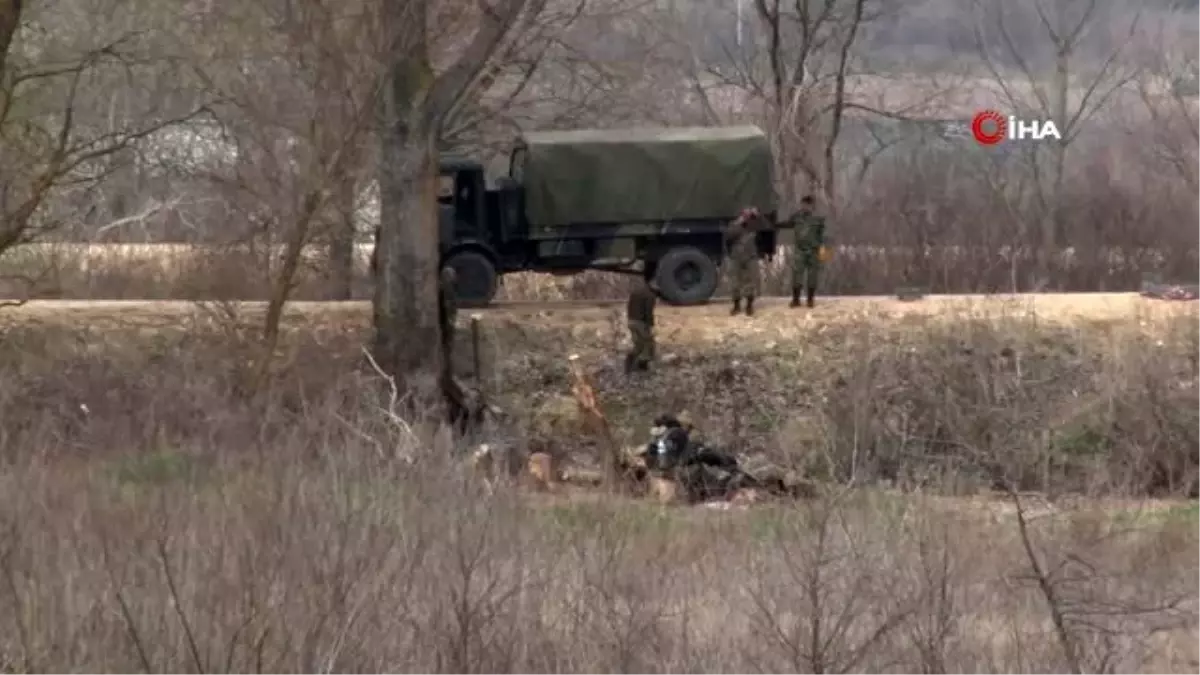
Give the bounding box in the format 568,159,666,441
0,0,20,77
1045,2,1071,279
372,129,442,386
251,188,324,393
371,0,532,394
372,0,443,389
328,176,356,300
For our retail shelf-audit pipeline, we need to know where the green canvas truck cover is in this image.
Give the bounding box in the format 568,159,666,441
514,125,776,229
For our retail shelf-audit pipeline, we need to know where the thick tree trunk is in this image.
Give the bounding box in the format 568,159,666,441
371,0,531,397
0,0,20,78
372,0,443,390
328,176,355,300
372,130,442,386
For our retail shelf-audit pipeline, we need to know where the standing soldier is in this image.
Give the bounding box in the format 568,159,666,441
789,195,827,308
724,207,762,316
625,278,658,373
438,266,458,372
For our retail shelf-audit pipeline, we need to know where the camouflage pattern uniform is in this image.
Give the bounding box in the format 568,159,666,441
724,210,761,315
790,201,826,308
625,280,657,372
439,267,458,370
676,444,744,501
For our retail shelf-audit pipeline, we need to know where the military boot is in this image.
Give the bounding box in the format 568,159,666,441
745,296,755,316
624,353,636,374
730,297,741,315
806,287,816,308
789,287,801,308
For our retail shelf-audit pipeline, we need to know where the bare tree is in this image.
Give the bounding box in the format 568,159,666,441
972,0,1142,266
0,0,208,302
1132,23,1198,194
312,4,375,302
748,0,873,209
744,488,922,673
372,0,547,390
1008,491,1195,673
0,0,21,78
169,0,383,388
664,0,958,217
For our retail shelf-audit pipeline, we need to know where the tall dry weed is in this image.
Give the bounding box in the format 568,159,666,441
0,311,1194,672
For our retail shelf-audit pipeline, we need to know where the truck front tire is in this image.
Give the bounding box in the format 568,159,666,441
653,246,719,305
444,250,498,308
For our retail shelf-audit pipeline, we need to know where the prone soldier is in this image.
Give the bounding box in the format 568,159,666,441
724,207,762,316
789,195,827,308
640,413,746,502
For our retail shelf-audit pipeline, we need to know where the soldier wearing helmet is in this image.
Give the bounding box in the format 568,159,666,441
724,206,763,316
789,195,828,308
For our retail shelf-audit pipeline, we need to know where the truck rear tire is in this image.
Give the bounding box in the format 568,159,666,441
444,250,498,308
654,246,718,305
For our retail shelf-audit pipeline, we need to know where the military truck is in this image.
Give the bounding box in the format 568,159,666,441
436,125,781,306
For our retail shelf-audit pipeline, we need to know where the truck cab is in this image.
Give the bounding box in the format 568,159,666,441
436,157,519,306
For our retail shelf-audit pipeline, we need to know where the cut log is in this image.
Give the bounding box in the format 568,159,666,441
526,452,558,491
648,476,680,504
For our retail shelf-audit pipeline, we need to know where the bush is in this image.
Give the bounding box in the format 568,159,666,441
0,302,1195,672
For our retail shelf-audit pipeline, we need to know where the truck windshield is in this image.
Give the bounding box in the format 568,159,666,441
437,174,454,205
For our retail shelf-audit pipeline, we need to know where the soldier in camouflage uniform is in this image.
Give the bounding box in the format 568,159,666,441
641,414,748,502
636,413,816,502
789,195,826,308
625,279,658,373
724,207,762,316
438,266,458,371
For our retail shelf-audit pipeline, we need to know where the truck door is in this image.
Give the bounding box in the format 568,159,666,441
438,169,486,236
453,170,480,235
438,167,491,255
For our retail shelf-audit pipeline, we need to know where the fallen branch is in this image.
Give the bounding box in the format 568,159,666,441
361,346,420,459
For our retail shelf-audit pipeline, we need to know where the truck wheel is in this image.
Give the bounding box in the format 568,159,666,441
444,250,498,308
654,246,718,305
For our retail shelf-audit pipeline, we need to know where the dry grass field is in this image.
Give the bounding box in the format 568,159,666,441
2,241,1181,302
0,292,1196,672
3,0,1196,667
7,289,1190,322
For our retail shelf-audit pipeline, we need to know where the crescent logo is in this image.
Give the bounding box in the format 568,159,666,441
971,110,1007,145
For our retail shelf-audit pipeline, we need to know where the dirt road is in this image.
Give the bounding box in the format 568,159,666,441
3,292,1194,326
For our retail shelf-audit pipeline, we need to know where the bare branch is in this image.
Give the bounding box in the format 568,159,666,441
1010,490,1084,673
156,534,206,674
427,0,544,127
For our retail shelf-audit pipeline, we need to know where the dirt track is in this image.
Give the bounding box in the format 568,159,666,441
3,292,1195,325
